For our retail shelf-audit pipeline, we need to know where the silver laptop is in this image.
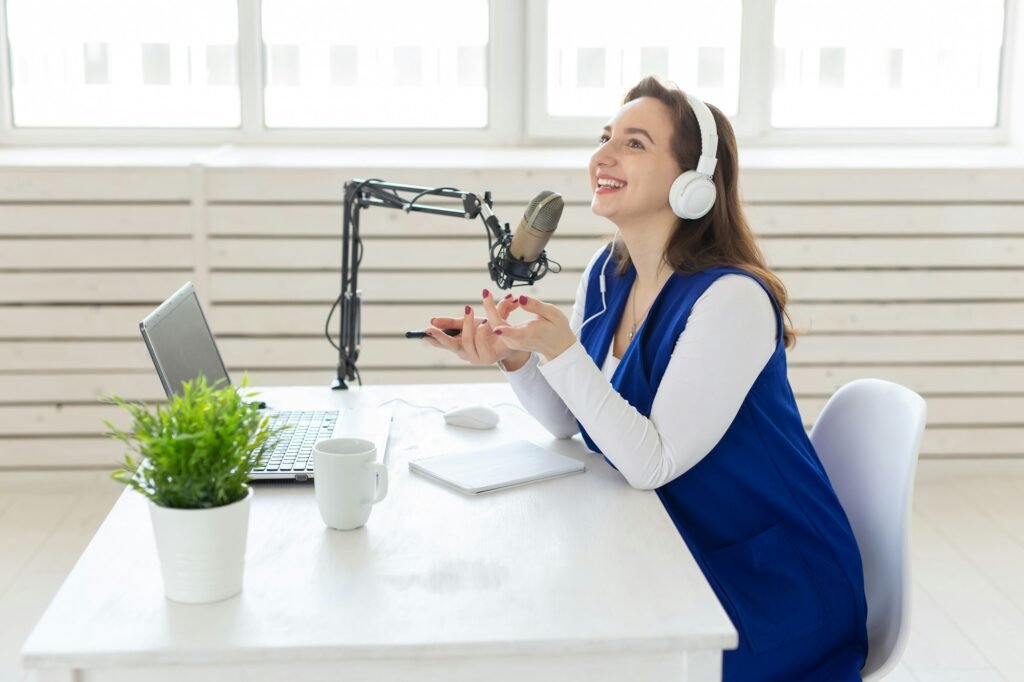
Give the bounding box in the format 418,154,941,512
139,282,391,482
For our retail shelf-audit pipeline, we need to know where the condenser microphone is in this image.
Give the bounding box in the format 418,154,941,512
488,190,563,288
509,190,564,263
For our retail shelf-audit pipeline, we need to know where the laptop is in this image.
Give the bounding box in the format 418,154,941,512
139,282,391,482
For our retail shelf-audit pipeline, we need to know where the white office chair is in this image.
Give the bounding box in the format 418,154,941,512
809,379,927,681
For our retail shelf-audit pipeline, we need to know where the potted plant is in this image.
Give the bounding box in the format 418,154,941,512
103,375,279,604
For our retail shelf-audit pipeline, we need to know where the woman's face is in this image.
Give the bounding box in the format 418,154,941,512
588,96,683,224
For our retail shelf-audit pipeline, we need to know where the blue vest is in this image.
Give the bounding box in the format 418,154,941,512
578,249,869,681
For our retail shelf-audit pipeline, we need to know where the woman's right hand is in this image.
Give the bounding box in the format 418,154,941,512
422,289,527,366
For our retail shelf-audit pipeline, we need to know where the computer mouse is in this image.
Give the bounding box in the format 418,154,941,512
442,405,500,430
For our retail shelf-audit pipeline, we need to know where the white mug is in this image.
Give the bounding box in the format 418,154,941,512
313,437,388,530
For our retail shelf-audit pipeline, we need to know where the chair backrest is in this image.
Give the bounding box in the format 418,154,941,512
809,379,927,681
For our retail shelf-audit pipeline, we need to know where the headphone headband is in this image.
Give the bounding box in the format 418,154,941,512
684,92,718,177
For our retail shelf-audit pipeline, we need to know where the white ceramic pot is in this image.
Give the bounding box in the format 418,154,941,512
148,487,253,604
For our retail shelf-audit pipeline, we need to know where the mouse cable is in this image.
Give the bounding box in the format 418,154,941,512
375,397,445,413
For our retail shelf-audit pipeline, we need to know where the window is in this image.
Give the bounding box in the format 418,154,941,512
0,0,1013,144
5,0,240,128
260,0,489,128
542,0,741,118
772,0,1005,128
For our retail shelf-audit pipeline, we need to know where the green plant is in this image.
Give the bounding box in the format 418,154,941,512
103,375,283,509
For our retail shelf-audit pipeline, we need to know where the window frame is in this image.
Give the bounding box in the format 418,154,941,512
524,0,1016,147
0,0,1016,147
0,0,523,146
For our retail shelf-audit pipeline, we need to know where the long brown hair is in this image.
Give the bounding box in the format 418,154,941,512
615,76,796,348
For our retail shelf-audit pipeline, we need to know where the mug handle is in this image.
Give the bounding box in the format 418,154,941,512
368,462,388,504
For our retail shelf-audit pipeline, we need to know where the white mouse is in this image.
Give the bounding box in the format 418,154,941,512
443,405,500,430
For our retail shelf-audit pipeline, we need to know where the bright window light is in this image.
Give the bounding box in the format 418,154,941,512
6,0,240,128
261,0,489,128
772,0,1005,128
545,0,741,117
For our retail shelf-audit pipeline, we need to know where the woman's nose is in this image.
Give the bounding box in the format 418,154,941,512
590,146,617,169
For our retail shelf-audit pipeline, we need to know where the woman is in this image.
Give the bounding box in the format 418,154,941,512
422,76,868,681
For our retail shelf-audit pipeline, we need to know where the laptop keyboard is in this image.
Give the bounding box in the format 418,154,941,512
252,410,338,474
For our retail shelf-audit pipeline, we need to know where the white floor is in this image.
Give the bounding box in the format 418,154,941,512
1,462,1023,681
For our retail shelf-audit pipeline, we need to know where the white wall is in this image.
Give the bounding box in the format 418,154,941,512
1,148,1022,468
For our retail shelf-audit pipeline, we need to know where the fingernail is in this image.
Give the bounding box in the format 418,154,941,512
494,329,503,336
465,305,472,315
479,320,487,326
482,289,490,298
504,293,512,300
519,295,528,305
424,330,433,337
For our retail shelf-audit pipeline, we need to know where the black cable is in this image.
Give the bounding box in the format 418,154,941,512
324,180,374,352
405,186,459,213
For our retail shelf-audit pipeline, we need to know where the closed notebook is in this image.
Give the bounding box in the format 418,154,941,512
409,440,585,495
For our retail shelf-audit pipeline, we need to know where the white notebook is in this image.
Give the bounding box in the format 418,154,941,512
409,440,585,495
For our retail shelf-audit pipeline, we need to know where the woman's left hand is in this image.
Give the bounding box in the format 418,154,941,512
492,295,577,362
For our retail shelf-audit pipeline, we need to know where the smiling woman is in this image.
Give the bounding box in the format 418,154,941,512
422,75,870,682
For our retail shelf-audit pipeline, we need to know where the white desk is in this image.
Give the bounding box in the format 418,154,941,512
21,383,737,682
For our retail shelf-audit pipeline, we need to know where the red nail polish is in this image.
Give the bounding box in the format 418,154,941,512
504,293,513,300
519,295,528,305
494,329,503,335
482,289,490,298
465,305,472,315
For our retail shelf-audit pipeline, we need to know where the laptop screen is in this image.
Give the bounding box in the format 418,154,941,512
140,283,231,397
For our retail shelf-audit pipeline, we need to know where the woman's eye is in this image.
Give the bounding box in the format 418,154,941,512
598,135,609,144
628,138,645,149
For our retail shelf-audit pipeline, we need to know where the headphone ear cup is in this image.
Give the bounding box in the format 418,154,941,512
669,171,717,220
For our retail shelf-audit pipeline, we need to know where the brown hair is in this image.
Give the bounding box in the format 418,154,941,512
615,76,796,348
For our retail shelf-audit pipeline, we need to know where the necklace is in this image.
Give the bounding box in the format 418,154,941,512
628,263,667,341
628,290,652,341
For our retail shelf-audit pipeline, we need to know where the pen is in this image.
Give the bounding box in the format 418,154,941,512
405,329,461,338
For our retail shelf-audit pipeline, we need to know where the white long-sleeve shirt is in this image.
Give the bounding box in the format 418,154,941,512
500,246,777,490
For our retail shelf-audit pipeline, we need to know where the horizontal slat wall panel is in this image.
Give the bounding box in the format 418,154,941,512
0,238,193,270
204,302,1024,336
204,168,589,203
0,438,124,468
6,364,1023,406
207,203,611,237
207,202,1024,239
745,204,1024,236
0,306,155,339
4,364,1022,407
3,161,1024,468
206,236,1024,270
0,204,191,236
206,270,1024,303
0,168,191,200
787,365,1024,397
0,368,505,404
0,272,194,303
7,335,1021,373
207,236,594,270
740,168,1024,203
0,165,194,468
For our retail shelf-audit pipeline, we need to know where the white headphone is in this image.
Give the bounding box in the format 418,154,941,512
668,93,719,220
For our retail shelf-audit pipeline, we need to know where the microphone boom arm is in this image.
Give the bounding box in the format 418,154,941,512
332,179,558,390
